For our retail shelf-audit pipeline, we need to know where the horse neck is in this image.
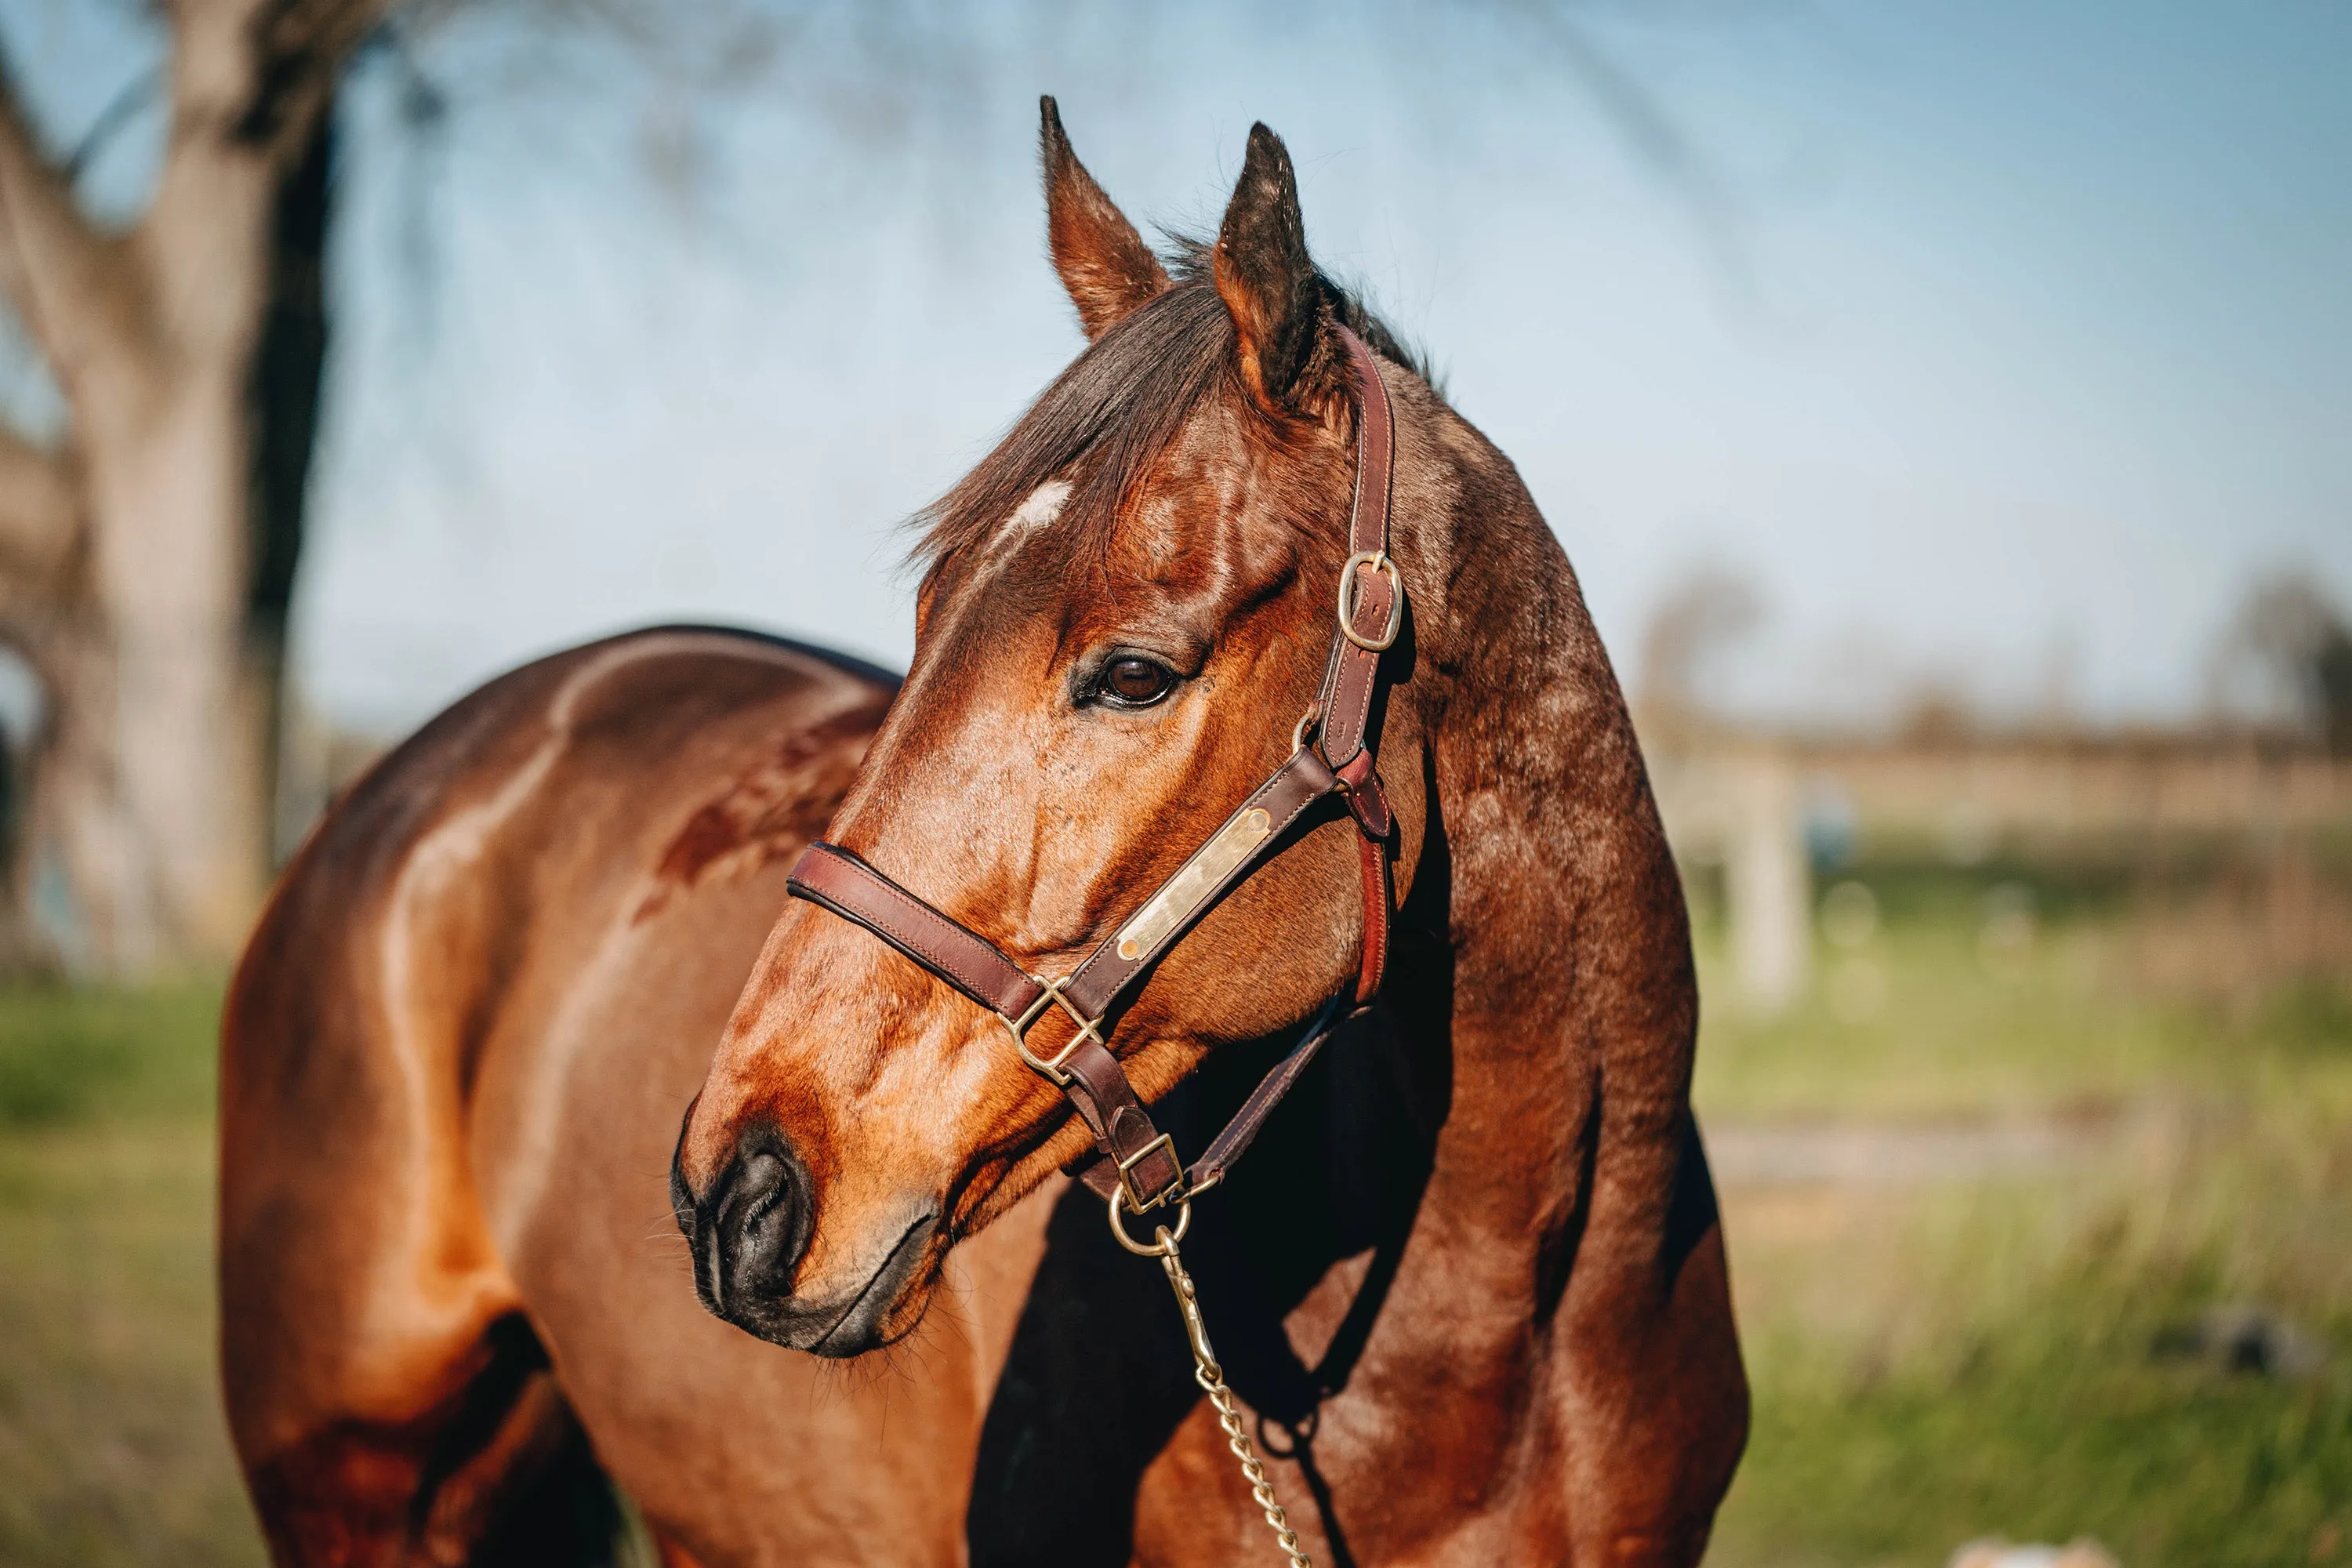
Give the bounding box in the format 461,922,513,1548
1385,394,1695,1292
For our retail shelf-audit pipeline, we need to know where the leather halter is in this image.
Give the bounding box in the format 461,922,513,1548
785,325,1404,1221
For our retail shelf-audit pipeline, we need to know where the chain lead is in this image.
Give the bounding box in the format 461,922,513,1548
1152,1224,1313,1568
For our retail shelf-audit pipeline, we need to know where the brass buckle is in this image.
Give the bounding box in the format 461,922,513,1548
1337,550,1404,652
997,975,1103,1087
1116,1131,1183,1212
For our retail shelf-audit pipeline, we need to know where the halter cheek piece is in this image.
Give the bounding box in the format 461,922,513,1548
783,325,1405,1232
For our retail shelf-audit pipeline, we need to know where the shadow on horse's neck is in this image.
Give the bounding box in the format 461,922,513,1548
965,915,1454,1568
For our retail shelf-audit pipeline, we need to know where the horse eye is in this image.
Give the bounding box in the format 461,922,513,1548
1100,656,1174,707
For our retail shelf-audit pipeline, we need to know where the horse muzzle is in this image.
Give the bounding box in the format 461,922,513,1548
673,1119,936,1356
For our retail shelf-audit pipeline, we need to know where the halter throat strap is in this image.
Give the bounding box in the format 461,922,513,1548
783,325,1403,1214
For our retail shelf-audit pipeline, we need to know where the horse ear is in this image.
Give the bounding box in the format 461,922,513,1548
1041,96,1169,339
1214,123,1328,414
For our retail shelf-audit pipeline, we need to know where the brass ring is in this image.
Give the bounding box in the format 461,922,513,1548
1109,1189,1191,1257
1290,706,1320,756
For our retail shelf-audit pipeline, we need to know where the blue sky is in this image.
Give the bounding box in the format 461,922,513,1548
9,1,2350,734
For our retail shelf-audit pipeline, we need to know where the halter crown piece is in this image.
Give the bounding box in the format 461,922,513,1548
784,325,1406,1566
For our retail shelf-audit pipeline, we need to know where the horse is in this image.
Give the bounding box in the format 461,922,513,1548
220,100,1746,1566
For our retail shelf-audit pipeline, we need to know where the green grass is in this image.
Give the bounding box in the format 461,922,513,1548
1693,862,2352,1119
1696,871,2352,1568
1731,1321,2352,1568
0,981,263,1568
0,985,224,1130
1711,1138,2352,1568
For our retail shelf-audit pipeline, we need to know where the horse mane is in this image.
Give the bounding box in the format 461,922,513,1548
912,242,1430,576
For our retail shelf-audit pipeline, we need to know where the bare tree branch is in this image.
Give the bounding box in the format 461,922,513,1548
0,36,144,382
0,424,78,583
67,67,165,182
239,0,391,157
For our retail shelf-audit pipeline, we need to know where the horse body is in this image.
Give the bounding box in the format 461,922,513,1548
223,103,1744,1567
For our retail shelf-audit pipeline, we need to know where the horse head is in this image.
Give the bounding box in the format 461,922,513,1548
672,102,1433,1354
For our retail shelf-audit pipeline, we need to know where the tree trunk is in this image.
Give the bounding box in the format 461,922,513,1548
77,364,270,967
0,0,376,973
251,113,335,866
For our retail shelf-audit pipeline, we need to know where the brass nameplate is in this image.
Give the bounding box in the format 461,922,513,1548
1116,808,1272,960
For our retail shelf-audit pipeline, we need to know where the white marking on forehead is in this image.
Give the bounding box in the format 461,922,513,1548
920,479,1076,652
963,479,1073,595
1000,479,1071,545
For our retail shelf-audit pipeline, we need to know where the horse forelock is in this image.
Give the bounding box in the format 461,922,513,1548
910,259,1427,597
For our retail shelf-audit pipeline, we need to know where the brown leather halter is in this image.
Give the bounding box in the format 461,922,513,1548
785,324,1404,1240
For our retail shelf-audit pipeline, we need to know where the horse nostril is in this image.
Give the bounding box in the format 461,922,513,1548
695,1137,814,1320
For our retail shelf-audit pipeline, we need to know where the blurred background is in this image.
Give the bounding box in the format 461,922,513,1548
0,1,2345,1563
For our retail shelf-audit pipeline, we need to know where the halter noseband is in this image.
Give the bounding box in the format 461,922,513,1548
784,324,1405,1237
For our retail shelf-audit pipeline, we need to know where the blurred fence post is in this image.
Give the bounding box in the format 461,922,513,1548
1729,747,1809,1013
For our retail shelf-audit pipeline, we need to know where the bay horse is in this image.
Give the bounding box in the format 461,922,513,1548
220,101,1745,1566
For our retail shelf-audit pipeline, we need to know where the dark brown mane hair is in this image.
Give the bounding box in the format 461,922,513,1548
913,242,1429,583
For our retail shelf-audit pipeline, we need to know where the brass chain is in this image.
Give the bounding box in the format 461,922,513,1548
1152,1224,1313,1568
